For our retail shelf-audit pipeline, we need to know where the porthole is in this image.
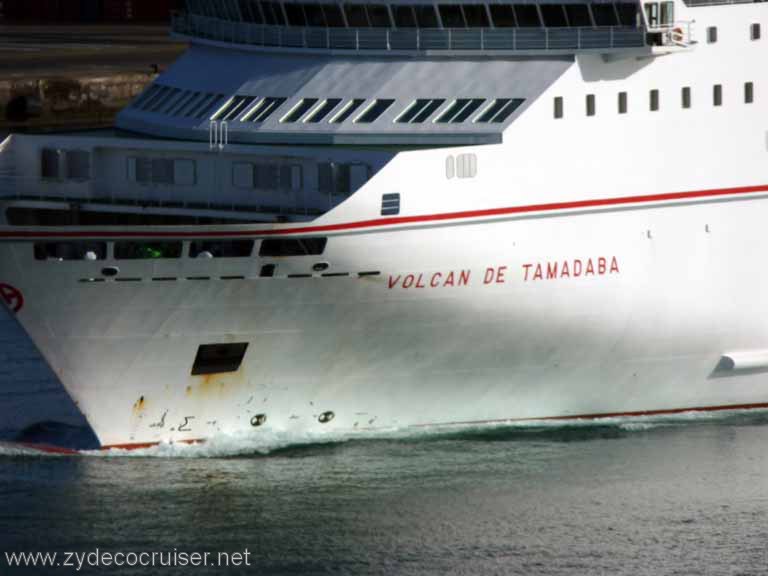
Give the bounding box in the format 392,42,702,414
318,411,335,424
101,266,119,277
250,413,267,427
312,262,330,272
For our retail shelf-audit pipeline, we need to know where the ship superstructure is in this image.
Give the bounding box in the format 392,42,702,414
0,0,766,448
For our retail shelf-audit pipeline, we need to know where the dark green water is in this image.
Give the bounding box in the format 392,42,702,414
2,413,768,575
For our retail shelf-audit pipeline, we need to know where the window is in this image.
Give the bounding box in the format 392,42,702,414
344,4,369,26
34,242,107,261
64,150,91,180
330,99,366,123
475,98,524,123
261,2,286,25
168,91,199,116
393,5,417,27
397,99,446,123
381,193,400,216
244,97,287,122
41,148,61,179
305,98,342,123
414,5,439,27
305,4,326,26
281,98,319,123
367,4,391,27
318,162,352,195
540,5,567,27
194,94,226,119
616,3,638,26
514,5,541,27
322,4,345,27
592,4,617,26
659,1,674,26
133,84,161,109
435,99,485,123
586,94,596,117
745,82,754,104
233,162,301,192
212,95,256,121
190,240,254,258
284,3,306,25
707,26,717,43
645,3,659,27
127,158,196,186
713,84,722,106
682,86,691,109
446,156,455,179
463,5,489,27
439,4,466,27
649,89,659,111
489,5,516,27
566,5,591,27
259,238,328,257
355,99,395,123
114,241,183,260
751,23,761,40
618,92,628,114
554,96,564,119
191,343,249,376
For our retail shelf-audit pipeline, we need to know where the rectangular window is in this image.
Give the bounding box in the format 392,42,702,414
586,94,596,117
489,5,516,27
707,26,717,43
318,162,352,195
381,193,401,216
439,4,466,27
463,5,489,27
329,99,366,123
367,4,391,27
34,242,107,261
745,82,754,104
393,5,417,26
212,95,256,121
565,5,591,27
618,92,628,114
435,98,485,123
554,96,564,119
592,4,617,26
713,84,722,106
174,159,197,186
344,4,369,26
476,98,524,123
259,237,328,257
397,99,445,123
41,148,61,179
682,86,691,109
194,94,226,119
232,162,255,188
540,5,567,27
244,97,287,123
659,1,674,25
114,241,183,260
281,98,319,123
751,23,761,40
64,150,91,181
305,98,342,123
615,3,638,26
649,89,660,111
414,5,439,27
190,240,254,258
322,4,345,27
191,343,249,376
355,99,395,123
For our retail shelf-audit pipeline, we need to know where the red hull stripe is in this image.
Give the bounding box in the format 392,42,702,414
2,183,768,240
93,401,768,452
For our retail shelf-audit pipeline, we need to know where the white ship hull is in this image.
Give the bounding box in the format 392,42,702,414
1,1,766,448
3,189,768,447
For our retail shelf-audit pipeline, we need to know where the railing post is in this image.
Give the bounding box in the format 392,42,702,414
513,27,516,51
577,27,581,49
356,29,359,50
610,26,614,48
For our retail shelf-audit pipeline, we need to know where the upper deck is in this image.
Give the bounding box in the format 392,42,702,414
172,0,691,56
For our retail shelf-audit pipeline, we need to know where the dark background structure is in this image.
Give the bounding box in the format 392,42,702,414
0,0,184,23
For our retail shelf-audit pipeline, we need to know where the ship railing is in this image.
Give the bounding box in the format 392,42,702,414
171,12,652,53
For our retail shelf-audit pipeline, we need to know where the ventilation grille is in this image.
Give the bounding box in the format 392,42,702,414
381,193,401,216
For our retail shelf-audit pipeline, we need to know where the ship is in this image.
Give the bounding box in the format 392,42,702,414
0,0,766,449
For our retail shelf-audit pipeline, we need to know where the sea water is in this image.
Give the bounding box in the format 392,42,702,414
2,313,768,575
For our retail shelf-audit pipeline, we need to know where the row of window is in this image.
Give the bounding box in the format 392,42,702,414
132,86,225,119
188,0,640,29
213,95,524,125
33,237,329,262
706,22,761,43
554,82,755,118
41,149,90,181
